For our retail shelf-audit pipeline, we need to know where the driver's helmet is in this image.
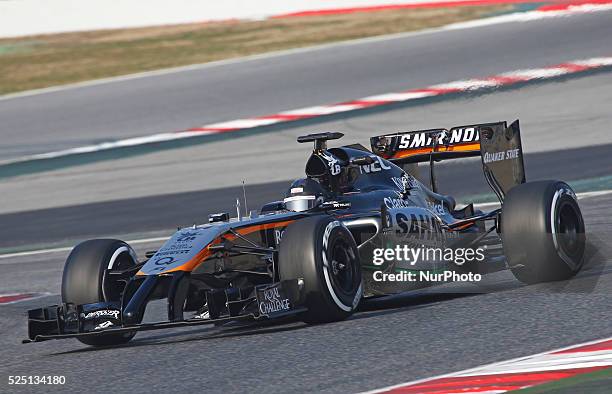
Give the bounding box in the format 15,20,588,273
283,178,327,212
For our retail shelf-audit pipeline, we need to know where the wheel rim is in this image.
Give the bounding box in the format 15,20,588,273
556,200,582,259
329,238,358,296
103,251,134,301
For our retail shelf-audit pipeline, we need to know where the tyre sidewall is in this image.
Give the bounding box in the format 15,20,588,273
279,216,362,323
501,181,585,283
317,219,362,312
61,239,137,346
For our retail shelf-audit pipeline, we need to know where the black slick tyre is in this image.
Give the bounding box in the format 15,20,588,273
279,216,362,323
501,180,585,284
61,239,138,346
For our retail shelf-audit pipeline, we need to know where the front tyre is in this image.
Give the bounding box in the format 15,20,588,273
62,239,138,346
279,216,362,323
501,180,585,284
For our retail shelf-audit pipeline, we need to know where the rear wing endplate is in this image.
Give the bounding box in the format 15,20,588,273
370,120,526,201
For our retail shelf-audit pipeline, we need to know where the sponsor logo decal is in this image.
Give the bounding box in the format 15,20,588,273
391,175,419,193
320,200,351,210
148,256,177,272
322,221,341,249
398,127,479,149
274,229,285,245
258,286,290,315
176,231,199,242
153,228,209,263
359,156,391,174
193,310,210,320
384,197,412,209
352,283,363,309
154,250,190,256
561,186,577,200
94,320,115,330
427,200,446,215
320,151,341,176
82,309,120,320
483,148,520,164
394,212,444,241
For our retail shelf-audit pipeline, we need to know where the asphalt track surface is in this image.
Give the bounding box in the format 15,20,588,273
1,10,612,394
1,10,612,159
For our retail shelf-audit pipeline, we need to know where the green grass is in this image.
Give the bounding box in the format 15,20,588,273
0,5,514,95
514,367,612,393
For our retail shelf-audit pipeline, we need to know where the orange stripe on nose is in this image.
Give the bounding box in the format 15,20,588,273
163,220,296,274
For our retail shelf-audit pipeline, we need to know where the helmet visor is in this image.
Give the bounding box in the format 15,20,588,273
283,195,317,212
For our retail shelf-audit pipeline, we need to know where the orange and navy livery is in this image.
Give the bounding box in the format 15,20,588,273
136,216,297,276
161,220,295,274
371,125,483,164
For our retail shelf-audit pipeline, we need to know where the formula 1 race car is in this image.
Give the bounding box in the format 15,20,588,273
24,120,586,346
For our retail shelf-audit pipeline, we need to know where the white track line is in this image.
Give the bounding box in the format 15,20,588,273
444,2,612,30
473,188,612,209
0,236,169,262
362,336,612,393
2,55,611,168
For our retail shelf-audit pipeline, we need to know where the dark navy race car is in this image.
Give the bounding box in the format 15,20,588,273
24,120,586,346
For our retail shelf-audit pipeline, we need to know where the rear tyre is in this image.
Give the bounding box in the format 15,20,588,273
62,239,138,346
501,180,585,284
279,216,362,323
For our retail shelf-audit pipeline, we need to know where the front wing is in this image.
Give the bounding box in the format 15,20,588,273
23,279,305,344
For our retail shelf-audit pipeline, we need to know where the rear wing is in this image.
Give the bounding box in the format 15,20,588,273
370,120,526,201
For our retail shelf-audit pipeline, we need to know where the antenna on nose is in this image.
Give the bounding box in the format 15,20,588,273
242,180,248,216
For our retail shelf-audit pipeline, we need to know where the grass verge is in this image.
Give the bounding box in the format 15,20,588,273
0,5,516,94
514,367,612,393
